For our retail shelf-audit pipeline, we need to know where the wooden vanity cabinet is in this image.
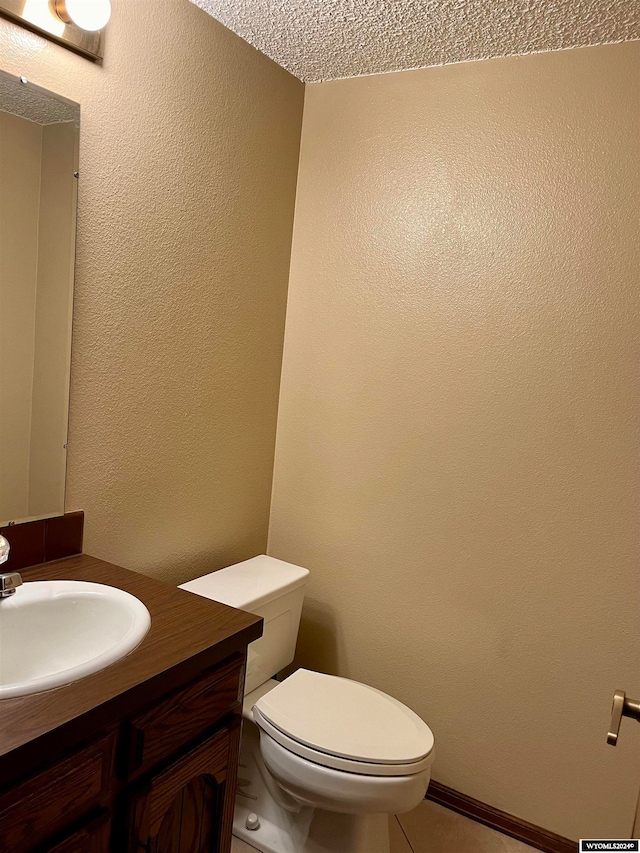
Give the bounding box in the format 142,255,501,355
119,653,244,853
2,653,246,853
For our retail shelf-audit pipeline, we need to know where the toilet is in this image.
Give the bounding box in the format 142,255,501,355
180,555,435,853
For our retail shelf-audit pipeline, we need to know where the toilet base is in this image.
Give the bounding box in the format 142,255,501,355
233,721,390,853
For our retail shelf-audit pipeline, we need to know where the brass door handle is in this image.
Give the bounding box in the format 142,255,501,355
607,690,640,745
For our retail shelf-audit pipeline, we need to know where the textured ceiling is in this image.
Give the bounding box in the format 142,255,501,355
191,0,639,82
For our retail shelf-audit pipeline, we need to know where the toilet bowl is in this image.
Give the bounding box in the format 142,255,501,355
180,555,435,853
258,729,431,814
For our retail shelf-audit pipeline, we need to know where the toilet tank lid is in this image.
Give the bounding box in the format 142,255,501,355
179,555,309,611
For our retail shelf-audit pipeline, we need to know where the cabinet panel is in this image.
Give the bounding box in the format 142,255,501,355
126,720,241,853
44,810,110,852
148,776,218,853
124,655,243,779
0,732,115,853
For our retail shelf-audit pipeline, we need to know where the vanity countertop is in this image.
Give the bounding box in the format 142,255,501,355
0,553,262,788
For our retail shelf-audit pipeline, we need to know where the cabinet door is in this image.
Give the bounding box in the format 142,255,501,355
126,721,240,853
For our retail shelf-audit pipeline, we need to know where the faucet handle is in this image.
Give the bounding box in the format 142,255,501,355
0,572,22,598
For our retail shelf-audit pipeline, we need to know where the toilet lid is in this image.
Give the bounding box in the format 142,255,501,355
253,669,434,773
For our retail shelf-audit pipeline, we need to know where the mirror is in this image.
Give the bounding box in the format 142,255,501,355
0,71,79,527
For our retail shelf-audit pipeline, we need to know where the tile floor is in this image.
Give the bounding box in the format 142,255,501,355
231,799,539,852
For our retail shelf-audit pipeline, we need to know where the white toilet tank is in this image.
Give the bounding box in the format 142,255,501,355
179,555,309,694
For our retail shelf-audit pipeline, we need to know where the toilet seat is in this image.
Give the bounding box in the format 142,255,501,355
253,669,435,778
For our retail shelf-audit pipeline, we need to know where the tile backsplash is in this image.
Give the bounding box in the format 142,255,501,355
0,512,84,571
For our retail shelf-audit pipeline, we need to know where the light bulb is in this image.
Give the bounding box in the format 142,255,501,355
55,0,111,31
0,534,10,566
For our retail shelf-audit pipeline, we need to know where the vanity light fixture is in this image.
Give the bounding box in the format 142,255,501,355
54,0,110,32
0,0,110,60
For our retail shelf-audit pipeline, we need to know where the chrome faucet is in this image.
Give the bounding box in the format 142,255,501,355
0,534,22,598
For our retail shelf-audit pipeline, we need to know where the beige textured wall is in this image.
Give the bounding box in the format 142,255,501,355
269,42,640,839
29,121,77,518
0,0,304,582
0,111,41,521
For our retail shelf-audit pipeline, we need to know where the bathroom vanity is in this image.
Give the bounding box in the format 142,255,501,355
0,554,262,853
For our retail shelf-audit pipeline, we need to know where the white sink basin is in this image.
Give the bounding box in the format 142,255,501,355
0,581,151,699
